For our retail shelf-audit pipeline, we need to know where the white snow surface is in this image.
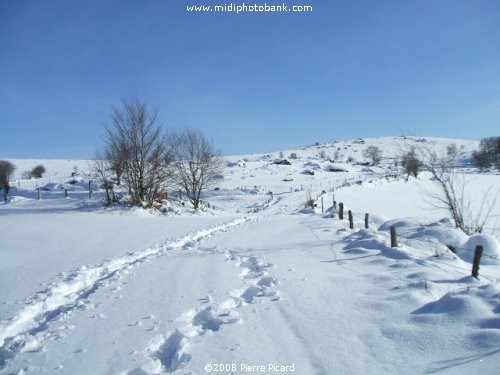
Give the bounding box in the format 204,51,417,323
1,136,499,374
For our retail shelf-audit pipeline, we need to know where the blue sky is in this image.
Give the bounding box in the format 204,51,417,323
1,0,499,158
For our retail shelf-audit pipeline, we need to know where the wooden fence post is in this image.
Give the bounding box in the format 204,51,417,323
64,189,68,198
37,188,40,200
365,213,369,229
348,210,353,229
339,203,344,220
88,181,92,198
472,245,483,279
390,226,398,247
321,197,324,213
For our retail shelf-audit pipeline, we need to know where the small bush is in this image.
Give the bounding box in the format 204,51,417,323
304,190,316,208
289,152,298,159
305,199,316,208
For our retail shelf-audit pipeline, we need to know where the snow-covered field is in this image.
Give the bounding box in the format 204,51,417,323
1,136,499,374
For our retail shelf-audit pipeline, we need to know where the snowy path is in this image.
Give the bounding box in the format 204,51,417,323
0,217,251,369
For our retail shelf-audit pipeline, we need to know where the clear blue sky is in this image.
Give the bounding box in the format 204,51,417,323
1,0,499,158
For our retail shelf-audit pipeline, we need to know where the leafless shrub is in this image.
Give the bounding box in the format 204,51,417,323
304,189,315,208
22,170,34,179
422,147,497,235
446,143,457,158
333,149,340,161
363,145,383,165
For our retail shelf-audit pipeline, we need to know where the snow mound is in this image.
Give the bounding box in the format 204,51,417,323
40,182,64,190
5,196,33,203
227,160,246,168
240,186,265,194
303,161,321,169
379,218,423,232
413,283,500,322
460,234,500,265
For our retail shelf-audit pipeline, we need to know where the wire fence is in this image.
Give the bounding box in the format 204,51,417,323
330,200,498,281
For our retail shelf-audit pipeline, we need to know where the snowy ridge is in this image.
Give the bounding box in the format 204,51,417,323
0,217,250,362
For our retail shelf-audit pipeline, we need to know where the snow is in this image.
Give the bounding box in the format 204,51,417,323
461,234,500,265
1,136,499,374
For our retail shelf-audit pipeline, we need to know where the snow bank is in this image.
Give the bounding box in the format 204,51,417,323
460,234,500,265
379,218,500,265
412,283,500,330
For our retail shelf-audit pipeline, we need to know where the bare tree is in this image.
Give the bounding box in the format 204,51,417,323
401,147,422,179
446,143,458,158
472,136,500,169
422,148,497,235
104,131,128,186
0,160,16,201
333,149,340,161
103,98,173,207
90,151,114,206
472,149,490,170
32,165,46,178
363,145,383,165
170,130,223,210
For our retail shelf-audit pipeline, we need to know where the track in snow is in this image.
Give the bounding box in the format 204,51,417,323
0,217,250,369
129,251,280,374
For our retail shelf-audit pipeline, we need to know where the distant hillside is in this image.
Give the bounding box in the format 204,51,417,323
4,136,480,183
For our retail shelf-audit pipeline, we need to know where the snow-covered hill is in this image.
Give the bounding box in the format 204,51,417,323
1,136,499,375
